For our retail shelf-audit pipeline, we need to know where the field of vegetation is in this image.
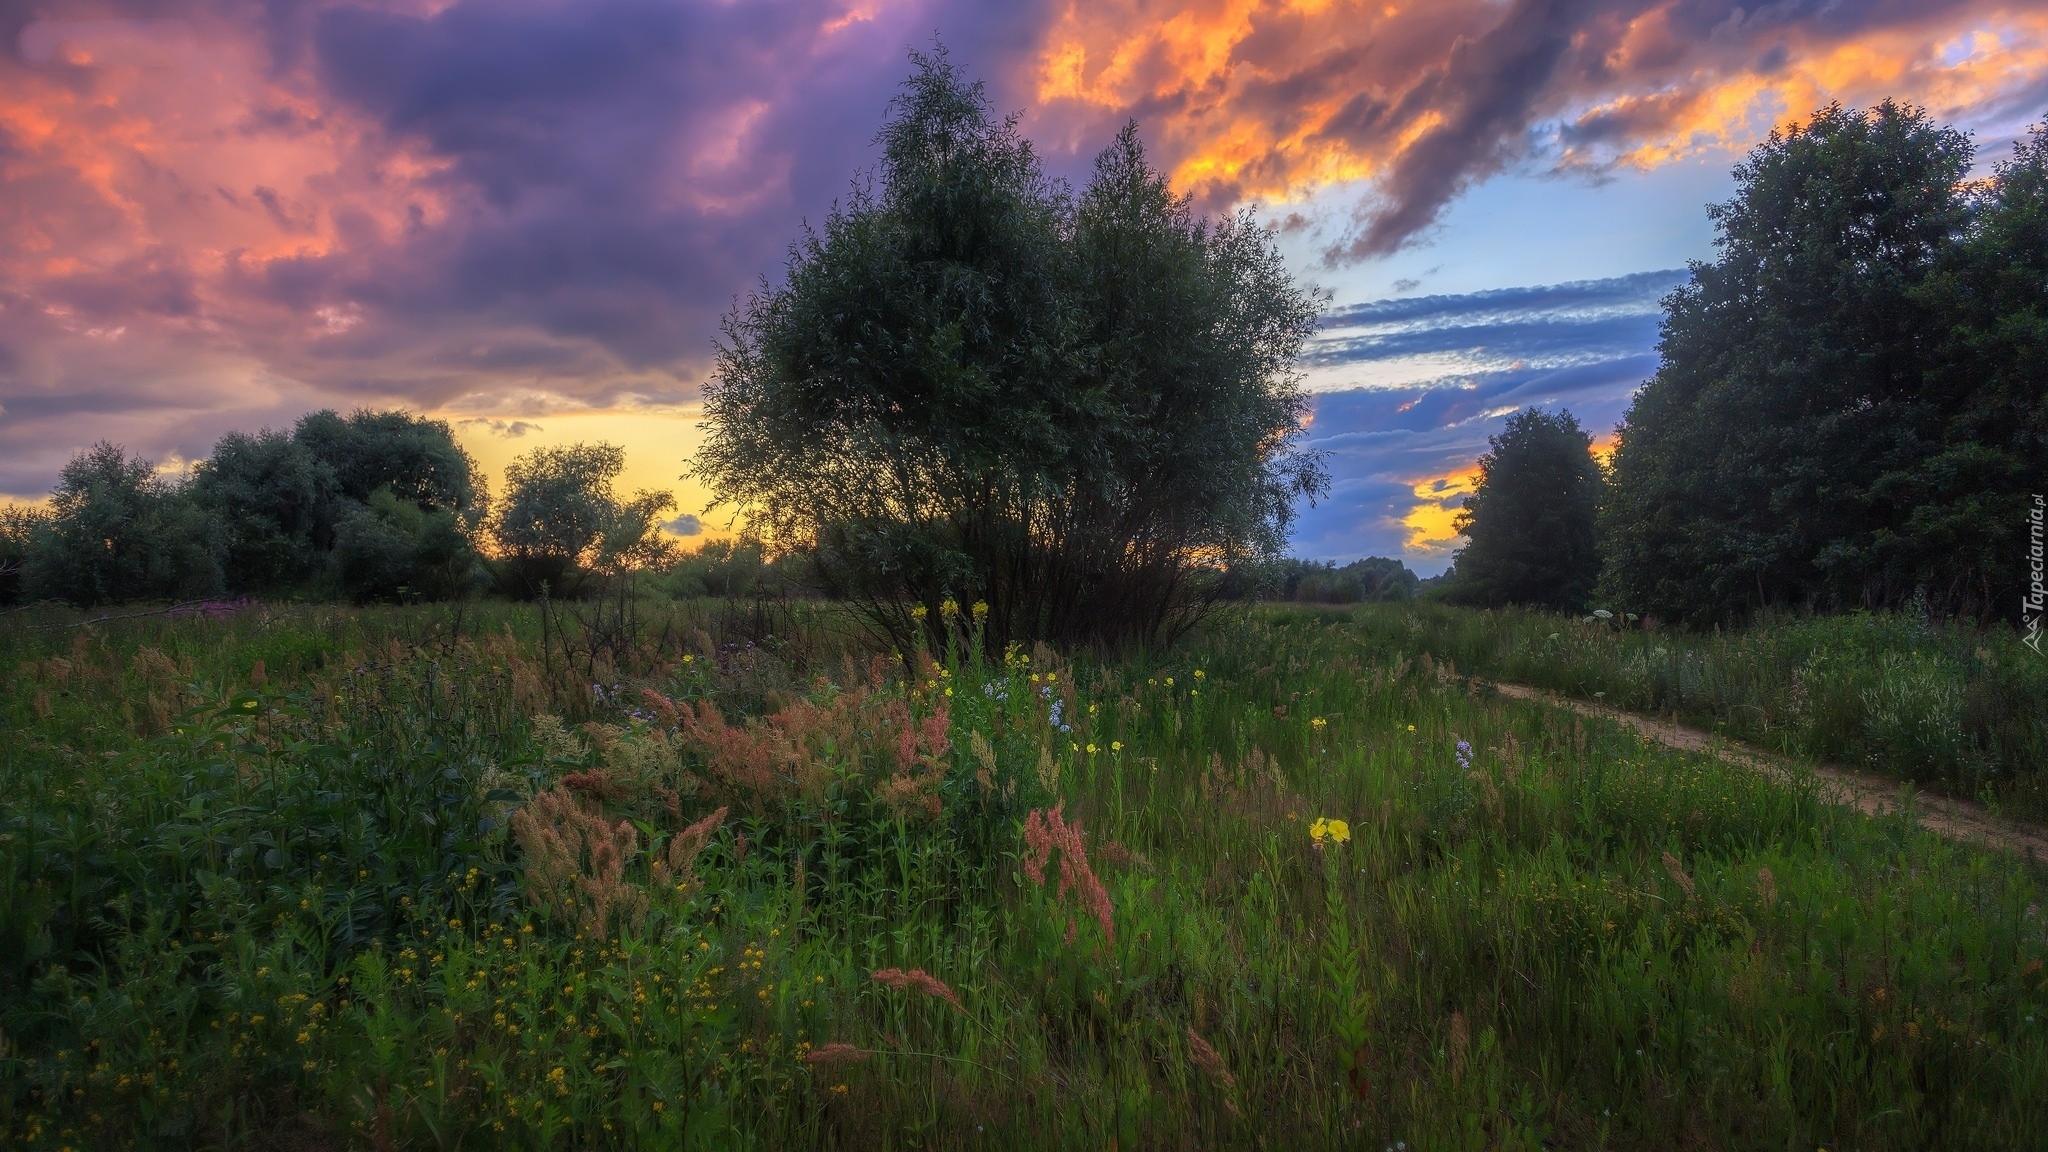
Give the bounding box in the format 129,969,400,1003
3,599,2045,1149
1349,604,2048,820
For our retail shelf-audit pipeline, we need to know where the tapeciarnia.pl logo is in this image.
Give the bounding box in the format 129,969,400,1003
2026,493,2044,655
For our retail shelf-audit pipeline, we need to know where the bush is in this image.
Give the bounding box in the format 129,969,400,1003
24,442,225,608
0,505,46,606
332,488,481,602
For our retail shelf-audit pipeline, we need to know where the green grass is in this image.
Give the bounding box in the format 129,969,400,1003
2,600,2045,1149
1348,601,2048,819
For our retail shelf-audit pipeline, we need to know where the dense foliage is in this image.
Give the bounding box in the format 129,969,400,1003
0,410,489,607
1602,104,2048,625
695,51,1324,654
1442,409,1603,612
22,443,228,608
491,443,678,598
1252,555,1420,603
2,602,2042,1147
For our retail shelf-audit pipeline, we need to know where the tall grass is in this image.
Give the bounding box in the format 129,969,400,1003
1343,602,2048,818
2,601,2044,1148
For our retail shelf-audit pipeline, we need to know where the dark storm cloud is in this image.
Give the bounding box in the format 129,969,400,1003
1037,0,2027,261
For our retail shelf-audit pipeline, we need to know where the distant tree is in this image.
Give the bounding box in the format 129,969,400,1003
1344,556,1420,602
1263,556,1420,603
332,488,479,603
492,443,675,596
1446,409,1603,611
191,429,339,591
24,443,226,607
663,538,772,600
695,49,1323,654
0,505,49,606
1601,102,1979,623
293,409,483,524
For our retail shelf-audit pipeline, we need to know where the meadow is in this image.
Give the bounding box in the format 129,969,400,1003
2,598,2044,1149
1344,604,2048,820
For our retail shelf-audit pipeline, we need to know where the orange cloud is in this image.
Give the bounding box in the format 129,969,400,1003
1400,465,1479,555
0,16,450,352
1029,1,2048,257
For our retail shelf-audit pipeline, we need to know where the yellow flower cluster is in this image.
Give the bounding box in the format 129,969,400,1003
1309,817,1351,846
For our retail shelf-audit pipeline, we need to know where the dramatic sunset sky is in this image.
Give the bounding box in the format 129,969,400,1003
4,2,2045,572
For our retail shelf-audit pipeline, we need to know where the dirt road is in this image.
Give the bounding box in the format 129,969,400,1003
1484,681,2048,862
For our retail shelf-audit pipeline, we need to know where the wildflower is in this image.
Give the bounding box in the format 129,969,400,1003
1661,851,1696,900
1086,743,1098,754
1186,1027,1240,1115
940,599,959,617
804,1042,869,1065
1110,741,1122,752
1311,717,1328,730
870,968,964,1012
1405,724,1416,733
1309,818,1351,846
972,600,988,620
1021,805,1115,942
1193,669,1206,680
910,605,928,620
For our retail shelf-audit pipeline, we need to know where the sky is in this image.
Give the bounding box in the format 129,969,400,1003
3,1,2045,574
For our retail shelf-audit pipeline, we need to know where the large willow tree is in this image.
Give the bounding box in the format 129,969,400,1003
694,49,1323,653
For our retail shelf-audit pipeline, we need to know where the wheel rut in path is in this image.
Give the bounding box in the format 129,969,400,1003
1482,681,2048,863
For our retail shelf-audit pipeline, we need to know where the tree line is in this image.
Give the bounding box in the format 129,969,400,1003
1445,102,2047,628
0,412,690,609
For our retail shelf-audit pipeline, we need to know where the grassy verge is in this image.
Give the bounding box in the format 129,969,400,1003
2,601,2044,1148
1346,602,2048,819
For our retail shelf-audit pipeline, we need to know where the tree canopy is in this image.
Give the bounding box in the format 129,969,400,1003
1444,409,1604,612
492,442,676,596
1602,103,2046,624
24,443,226,608
694,48,1324,652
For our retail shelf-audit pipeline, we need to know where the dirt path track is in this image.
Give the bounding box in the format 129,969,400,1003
1484,681,2048,863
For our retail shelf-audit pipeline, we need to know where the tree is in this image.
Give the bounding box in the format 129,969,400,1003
1601,102,1977,624
190,429,339,591
1446,409,1603,611
24,443,225,607
0,505,48,606
1902,120,2048,618
293,409,484,526
333,488,480,603
694,49,1323,653
492,443,675,596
